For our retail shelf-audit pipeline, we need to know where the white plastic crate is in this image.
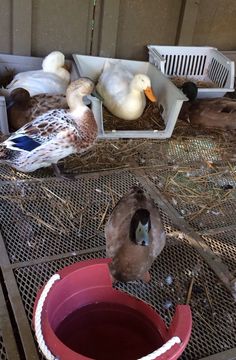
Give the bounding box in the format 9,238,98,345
0,53,79,135
148,46,235,98
73,54,187,139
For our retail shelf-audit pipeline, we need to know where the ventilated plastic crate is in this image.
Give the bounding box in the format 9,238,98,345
0,53,79,135
148,46,235,98
73,54,187,139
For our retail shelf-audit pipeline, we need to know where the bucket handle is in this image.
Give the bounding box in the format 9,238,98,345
34,273,61,360
138,336,181,359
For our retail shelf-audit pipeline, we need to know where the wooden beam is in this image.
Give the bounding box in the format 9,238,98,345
98,0,120,57
12,0,32,55
0,233,39,360
0,286,20,360
176,0,200,45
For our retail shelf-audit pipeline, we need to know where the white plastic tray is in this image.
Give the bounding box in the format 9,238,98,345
148,46,235,98
73,54,187,139
0,53,78,135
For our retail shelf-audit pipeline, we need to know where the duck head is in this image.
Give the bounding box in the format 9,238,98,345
131,74,157,102
181,81,198,102
42,51,70,83
130,208,151,246
7,88,30,110
66,78,94,111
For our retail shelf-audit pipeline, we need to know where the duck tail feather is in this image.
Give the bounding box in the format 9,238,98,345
0,87,10,97
0,146,15,161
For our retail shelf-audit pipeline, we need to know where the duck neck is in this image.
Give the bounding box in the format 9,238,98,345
130,78,141,94
67,93,97,134
67,92,84,113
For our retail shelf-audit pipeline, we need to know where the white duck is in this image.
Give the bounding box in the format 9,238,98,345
96,61,157,120
4,51,70,96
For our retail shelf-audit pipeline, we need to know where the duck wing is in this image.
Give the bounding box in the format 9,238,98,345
97,61,133,99
147,201,166,258
1,109,79,153
105,190,134,258
105,187,147,257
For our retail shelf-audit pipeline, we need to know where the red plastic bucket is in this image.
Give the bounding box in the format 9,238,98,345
33,258,192,360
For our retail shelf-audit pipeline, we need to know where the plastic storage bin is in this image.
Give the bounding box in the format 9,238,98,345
148,46,235,98
73,54,187,139
0,53,79,135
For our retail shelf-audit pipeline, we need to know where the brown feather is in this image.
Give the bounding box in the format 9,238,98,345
8,90,68,131
180,98,236,130
105,186,166,282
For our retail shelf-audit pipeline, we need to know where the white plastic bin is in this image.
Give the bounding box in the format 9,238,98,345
0,53,79,135
73,54,187,139
148,46,235,98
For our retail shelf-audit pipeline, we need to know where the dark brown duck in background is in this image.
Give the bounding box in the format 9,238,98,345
0,67,15,88
105,186,166,282
179,97,236,130
6,88,68,131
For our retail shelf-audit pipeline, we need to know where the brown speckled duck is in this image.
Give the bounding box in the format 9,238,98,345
6,88,68,131
0,78,97,177
105,186,166,282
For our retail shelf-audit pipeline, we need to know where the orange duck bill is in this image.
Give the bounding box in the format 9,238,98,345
144,87,157,102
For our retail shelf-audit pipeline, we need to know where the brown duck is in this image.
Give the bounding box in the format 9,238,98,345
6,88,68,131
105,186,166,282
179,97,236,130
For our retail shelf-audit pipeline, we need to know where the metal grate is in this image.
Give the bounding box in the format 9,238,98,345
0,335,7,360
131,138,223,168
146,167,236,232
0,167,236,359
202,231,236,274
0,171,137,263
13,237,236,360
0,164,53,181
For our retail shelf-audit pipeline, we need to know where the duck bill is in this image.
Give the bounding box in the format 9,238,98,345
144,87,157,102
91,89,104,101
135,224,149,246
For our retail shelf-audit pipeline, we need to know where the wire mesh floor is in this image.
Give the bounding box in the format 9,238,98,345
0,134,236,359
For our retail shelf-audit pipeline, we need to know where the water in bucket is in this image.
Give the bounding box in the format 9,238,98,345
55,302,164,360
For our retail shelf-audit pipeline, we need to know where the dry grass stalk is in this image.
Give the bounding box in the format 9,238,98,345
204,284,214,315
102,102,165,131
186,277,195,304
108,182,116,208
97,202,110,230
195,311,216,333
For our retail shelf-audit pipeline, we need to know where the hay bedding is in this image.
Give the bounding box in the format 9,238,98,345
102,101,165,131
0,94,236,175
171,76,218,88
